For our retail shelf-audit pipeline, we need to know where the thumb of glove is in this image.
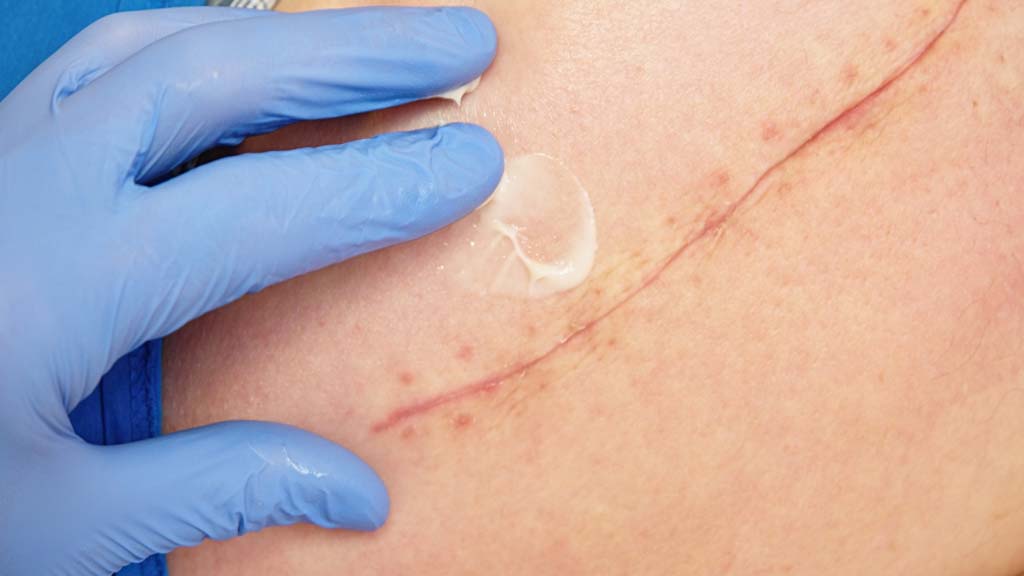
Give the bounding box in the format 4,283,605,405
11,421,388,575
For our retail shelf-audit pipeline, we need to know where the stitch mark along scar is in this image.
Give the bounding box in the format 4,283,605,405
371,0,971,433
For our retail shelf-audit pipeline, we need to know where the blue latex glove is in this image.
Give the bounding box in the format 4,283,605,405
0,6,502,575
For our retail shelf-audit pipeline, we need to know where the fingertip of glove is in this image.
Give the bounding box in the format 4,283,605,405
336,122,503,252
435,122,505,199
353,471,391,531
318,458,391,531
443,7,499,62
232,422,391,532
311,439,391,531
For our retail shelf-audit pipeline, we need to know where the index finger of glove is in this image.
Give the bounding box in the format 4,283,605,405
64,7,498,183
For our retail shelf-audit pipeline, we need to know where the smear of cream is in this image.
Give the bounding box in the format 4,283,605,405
433,77,481,106
453,153,598,299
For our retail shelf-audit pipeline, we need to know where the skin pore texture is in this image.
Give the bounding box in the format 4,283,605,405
163,1,1024,574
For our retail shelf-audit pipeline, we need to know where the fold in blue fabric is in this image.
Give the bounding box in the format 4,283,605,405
2,3,205,575
70,340,167,576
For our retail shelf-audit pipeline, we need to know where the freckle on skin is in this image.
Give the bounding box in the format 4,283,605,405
398,371,415,386
884,37,897,52
760,121,781,142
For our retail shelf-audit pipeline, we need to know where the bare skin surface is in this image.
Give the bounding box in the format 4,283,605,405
163,1,1024,574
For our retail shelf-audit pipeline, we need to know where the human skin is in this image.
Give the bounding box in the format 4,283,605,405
163,0,1024,574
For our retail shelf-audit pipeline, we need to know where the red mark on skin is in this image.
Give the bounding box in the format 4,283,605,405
884,37,898,52
760,121,781,142
371,0,969,434
456,344,475,362
374,355,542,432
452,413,474,430
841,64,860,86
712,169,731,187
400,426,416,440
398,371,415,386
834,100,872,132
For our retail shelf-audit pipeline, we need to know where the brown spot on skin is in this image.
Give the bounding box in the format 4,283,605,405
606,338,618,348
760,121,781,142
917,7,932,19
663,216,677,227
452,413,474,430
456,344,474,362
841,63,860,86
398,371,415,386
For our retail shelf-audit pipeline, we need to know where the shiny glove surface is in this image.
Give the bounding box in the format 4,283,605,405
0,6,502,575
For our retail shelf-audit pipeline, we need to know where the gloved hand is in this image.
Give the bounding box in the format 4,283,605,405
0,6,502,575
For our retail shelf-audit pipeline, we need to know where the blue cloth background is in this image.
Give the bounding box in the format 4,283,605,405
1,2,204,574
71,341,167,576
0,0,205,98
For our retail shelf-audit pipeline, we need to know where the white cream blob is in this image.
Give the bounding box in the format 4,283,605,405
452,153,598,299
434,77,481,106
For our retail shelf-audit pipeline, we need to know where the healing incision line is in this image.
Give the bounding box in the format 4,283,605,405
372,1,969,432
